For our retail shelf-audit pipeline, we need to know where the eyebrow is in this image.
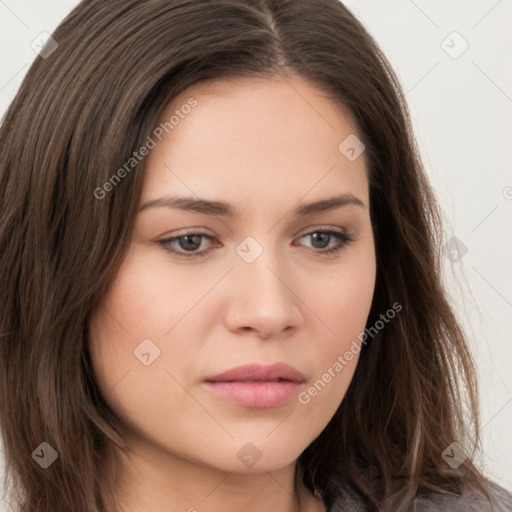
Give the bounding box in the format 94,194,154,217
139,193,365,217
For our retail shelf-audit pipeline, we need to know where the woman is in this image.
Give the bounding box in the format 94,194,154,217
0,1,510,511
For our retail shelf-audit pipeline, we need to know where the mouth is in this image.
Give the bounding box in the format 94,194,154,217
202,380,304,408
204,362,306,383
203,362,306,408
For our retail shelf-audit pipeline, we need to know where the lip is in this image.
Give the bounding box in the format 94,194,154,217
203,362,306,408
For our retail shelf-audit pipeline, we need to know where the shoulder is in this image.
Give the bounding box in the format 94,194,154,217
325,479,512,511
409,481,512,512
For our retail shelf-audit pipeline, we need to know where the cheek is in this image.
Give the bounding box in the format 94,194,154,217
86,262,192,444
297,247,375,420
86,251,166,397
91,247,200,342
87,245,219,414
307,237,376,349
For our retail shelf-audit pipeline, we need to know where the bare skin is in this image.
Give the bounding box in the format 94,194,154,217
89,74,376,512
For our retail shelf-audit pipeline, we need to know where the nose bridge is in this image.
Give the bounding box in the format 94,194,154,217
236,234,288,301
228,233,300,335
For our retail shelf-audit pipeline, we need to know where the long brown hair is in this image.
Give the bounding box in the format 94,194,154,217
0,1,491,510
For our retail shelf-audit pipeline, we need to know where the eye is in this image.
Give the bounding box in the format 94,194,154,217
295,228,354,256
158,227,355,259
158,232,216,258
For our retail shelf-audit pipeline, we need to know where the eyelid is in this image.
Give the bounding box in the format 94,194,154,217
295,224,348,237
163,226,216,237
162,224,350,240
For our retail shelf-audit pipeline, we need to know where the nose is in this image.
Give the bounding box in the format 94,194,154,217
224,240,303,339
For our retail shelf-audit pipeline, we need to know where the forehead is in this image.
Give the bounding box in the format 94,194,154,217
141,76,368,209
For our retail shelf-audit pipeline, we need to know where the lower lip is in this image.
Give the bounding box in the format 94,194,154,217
203,380,304,408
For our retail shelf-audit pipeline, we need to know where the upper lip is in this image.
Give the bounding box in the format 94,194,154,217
204,363,306,383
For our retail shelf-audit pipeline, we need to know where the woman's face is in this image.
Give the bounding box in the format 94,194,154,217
88,75,376,475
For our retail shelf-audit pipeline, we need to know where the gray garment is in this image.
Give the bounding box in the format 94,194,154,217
325,479,512,511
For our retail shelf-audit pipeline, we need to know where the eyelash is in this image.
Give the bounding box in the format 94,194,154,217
158,228,355,259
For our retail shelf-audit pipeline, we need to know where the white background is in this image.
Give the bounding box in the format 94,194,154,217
1,0,511,501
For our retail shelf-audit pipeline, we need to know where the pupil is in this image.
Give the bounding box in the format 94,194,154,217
180,235,201,251
311,232,330,249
